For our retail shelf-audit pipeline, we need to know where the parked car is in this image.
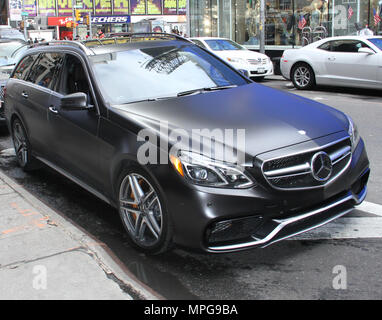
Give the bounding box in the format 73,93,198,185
4,34,369,254
190,37,274,80
0,26,26,41
0,38,27,128
281,35,382,90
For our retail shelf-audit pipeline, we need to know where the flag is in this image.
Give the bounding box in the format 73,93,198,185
298,14,307,30
374,8,381,25
347,5,354,20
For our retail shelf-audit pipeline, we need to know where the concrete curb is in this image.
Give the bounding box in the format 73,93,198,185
0,169,164,300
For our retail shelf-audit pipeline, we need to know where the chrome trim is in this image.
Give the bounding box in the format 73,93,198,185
264,162,310,177
261,136,352,190
207,186,367,253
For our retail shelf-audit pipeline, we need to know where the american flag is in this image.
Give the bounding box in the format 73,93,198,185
374,8,381,25
348,5,354,20
298,14,307,30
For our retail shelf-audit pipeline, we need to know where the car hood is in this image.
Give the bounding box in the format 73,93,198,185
212,50,268,61
112,83,348,161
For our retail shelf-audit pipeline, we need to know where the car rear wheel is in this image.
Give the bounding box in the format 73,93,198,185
117,168,173,254
12,119,40,171
291,63,315,90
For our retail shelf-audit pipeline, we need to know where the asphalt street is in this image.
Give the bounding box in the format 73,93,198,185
0,78,381,300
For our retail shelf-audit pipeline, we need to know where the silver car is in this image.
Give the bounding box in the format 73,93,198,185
280,36,382,90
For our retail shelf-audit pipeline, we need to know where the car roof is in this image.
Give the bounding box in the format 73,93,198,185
17,33,194,58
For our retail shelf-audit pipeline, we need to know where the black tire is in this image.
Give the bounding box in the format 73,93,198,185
291,63,315,90
11,118,41,171
116,166,173,255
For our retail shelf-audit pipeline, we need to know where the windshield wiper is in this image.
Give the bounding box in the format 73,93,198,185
177,85,237,97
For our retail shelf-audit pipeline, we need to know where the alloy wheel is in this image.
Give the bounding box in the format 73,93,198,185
119,173,163,248
13,121,28,167
294,66,311,88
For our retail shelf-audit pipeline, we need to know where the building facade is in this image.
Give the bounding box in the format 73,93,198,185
190,0,382,51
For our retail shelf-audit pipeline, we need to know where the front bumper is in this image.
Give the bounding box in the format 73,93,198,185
232,62,274,78
151,135,369,253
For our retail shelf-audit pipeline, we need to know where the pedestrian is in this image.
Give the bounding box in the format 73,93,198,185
34,38,38,43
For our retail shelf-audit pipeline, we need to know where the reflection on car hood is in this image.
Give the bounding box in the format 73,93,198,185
112,83,348,158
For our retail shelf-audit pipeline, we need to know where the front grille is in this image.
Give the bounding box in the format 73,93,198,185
247,58,268,65
262,138,352,189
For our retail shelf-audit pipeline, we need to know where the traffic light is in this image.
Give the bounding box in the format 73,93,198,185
20,20,24,29
75,9,81,22
85,15,90,25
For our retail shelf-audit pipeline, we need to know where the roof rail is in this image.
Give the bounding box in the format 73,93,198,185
82,32,192,47
27,33,192,55
28,40,95,55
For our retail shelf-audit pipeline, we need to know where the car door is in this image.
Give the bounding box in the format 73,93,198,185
10,53,60,155
47,53,102,192
325,39,378,87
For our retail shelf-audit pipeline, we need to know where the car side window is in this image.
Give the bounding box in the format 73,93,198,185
26,53,64,90
318,41,331,51
330,40,369,53
12,55,38,80
57,54,93,105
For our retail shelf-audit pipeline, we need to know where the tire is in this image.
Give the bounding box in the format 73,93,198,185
11,118,41,171
291,63,315,90
117,167,173,254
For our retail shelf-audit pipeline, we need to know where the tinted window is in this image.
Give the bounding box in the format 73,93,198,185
330,40,369,53
12,55,38,80
57,54,93,104
26,53,64,90
318,41,331,51
204,39,245,51
368,38,382,51
90,44,248,105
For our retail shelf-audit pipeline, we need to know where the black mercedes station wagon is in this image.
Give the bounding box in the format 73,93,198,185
4,34,369,254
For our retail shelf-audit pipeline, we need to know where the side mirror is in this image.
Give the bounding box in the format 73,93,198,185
61,92,90,110
358,47,375,55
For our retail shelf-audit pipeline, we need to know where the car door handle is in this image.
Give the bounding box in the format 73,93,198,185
21,92,28,99
49,106,59,114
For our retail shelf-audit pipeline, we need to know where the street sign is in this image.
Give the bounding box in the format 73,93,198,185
21,12,29,17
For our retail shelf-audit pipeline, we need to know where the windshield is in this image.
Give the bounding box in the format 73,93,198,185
368,38,382,51
0,29,25,41
0,41,27,66
90,44,248,105
205,39,246,51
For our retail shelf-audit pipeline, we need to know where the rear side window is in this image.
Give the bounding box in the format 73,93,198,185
26,52,64,90
12,55,37,80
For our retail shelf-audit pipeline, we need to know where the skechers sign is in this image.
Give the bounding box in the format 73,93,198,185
92,16,130,24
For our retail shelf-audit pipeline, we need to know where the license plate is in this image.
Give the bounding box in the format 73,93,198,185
257,68,265,73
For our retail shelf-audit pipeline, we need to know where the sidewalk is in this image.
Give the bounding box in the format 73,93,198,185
0,168,160,300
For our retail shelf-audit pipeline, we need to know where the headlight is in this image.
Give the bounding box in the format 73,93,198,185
227,57,246,64
170,151,255,189
347,115,360,149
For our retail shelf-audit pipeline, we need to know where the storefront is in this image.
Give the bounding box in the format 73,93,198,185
7,0,187,39
190,1,382,54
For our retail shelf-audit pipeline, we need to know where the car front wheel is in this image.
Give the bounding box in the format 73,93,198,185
291,63,315,90
12,118,40,171
117,168,173,254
